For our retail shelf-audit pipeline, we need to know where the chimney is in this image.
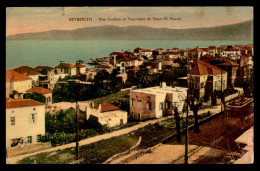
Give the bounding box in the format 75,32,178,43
60,61,64,64
160,82,166,88
98,104,102,112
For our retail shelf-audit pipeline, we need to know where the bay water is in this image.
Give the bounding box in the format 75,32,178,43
6,39,253,69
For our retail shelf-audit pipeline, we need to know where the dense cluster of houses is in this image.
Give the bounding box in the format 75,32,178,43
5,43,253,149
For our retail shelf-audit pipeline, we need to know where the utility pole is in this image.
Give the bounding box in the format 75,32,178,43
221,69,223,113
75,100,79,162
185,76,190,164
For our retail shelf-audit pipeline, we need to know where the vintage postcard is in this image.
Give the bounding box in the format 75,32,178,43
6,6,253,164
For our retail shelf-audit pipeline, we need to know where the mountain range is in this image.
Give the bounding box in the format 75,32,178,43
6,20,253,40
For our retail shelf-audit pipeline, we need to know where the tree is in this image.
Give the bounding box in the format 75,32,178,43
136,69,153,87
188,96,203,133
178,59,188,77
24,92,46,104
161,68,177,86
214,89,229,113
174,106,181,143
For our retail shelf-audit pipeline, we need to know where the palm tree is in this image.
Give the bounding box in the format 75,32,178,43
136,69,153,87
161,68,177,86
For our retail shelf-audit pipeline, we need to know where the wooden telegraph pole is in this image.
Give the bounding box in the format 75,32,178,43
185,75,190,164
75,100,79,162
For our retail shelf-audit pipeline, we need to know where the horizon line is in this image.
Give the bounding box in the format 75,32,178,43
6,19,253,37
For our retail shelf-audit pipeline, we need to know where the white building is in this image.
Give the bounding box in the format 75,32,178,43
54,62,77,76
187,59,228,99
6,99,45,148
129,83,187,121
6,70,32,98
86,101,128,128
220,46,241,58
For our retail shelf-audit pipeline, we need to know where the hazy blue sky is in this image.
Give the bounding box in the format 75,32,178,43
6,7,253,36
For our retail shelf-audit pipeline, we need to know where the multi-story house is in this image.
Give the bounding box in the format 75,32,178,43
129,82,187,121
6,70,32,98
26,87,53,105
187,59,228,100
208,46,217,57
13,66,41,84
35,66,56,90
54,62,77,77
220,46,241,58
75,63,86,74
217,60,239,88
6,98,45,148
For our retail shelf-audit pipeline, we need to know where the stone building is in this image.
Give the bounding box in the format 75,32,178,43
217,60,239,88
129,83,187,121
187,59,228,100
6,98,45,148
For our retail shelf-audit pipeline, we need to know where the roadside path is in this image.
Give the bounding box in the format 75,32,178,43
6,104,222,164
6,115,173,164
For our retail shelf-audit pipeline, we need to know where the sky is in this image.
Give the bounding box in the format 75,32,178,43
6,7,253,36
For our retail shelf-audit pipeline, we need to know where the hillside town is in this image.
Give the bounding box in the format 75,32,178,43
6,44,254,164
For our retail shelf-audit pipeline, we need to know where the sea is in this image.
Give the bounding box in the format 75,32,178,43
6,39,253,69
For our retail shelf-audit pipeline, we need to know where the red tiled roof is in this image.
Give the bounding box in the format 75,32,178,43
27,87,52,94
133,47,143,52
223,46,239,51
128,66,141,71
131,56,142,61
94,102,120,112
35,66,54,70
13,66,41,76
85,68,91,71
218,60,239,67
119,56,133,62
55,63,75,68
188,48,204,53
6,70,32,82
75,63,86,68
140,49,152,52
6,99,44,109
200,47,208,51
188,59,227,75
100,65,112,69
208,46,216,49
154,48,163,51
162,52,179,55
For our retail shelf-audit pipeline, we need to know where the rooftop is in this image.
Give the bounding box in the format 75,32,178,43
94,102,120,113
6,69,32,82
188,59,227,75
74,63,86,68
218,60,239,67
26,86,52,94
6,99,44,109
55,63,75,68
13,66,41,76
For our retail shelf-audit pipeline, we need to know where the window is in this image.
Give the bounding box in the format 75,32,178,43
200,82,204,88
138,101,142,108
27,136,32,144
160,102,163,110
37,135,41,142
131,99,134,106
147,102,151,110
30,114,36,124
11,117,15,126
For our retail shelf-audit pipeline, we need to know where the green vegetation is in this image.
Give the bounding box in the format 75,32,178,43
23,92,46,104
19,111,214,164
18,134,139,164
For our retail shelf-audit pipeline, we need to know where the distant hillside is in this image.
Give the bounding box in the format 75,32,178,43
6,20,253,40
